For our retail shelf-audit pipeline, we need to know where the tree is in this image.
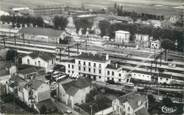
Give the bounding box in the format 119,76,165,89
162,97,173,107
74,18,93,34
40,105,47,114
98,20,110,37
6,49,17,63
161,39,175,61
53,16,68,30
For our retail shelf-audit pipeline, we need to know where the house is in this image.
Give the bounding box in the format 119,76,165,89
0,61,11,85
112,92,149,115
151,40,160,49
135,34,152,48
22,79,50,106
57,78,92,108
0,24,20,37
64,53,111,82
115,30,130,43
22,52,56,72
7,75,50,106
106,62,128,83
18,66,38,80
19,27,63,43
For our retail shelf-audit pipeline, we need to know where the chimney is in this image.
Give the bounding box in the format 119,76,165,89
106,54,109,60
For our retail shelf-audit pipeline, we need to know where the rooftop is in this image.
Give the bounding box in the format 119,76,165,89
18,66,38,75
76,53,109,62
27,52,55,61
62,78,91,96
26,79,45,90
118,92,147,110
9,75,27,88
106,62,122,70
19,27,63,37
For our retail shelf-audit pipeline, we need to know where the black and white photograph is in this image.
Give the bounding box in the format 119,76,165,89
0,0,184,115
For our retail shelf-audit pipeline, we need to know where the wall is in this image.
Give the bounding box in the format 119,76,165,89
95,107,113,115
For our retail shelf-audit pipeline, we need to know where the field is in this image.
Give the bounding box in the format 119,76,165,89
0,0,183,16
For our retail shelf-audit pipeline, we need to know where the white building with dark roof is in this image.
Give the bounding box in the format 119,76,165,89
112,92,149,115
57,78,92,108
65,53,111,82
115,30,130,44
22,52,56,72
19,27,64,43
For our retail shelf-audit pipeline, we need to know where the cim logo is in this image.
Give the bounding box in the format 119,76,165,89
161,105,177,114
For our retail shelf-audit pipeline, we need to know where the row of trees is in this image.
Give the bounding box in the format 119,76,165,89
74,18,93,34
98,20,183,52
0,15,44,27
114,3,164,21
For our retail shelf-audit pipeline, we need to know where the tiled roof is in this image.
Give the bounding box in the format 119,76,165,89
9,75,27,88
76,53,108,62
118,93,147,110
28,52,55,61
26,79,44,90
18,66,38,75
62,78,91,96
19,27,62,37
106,62,121,70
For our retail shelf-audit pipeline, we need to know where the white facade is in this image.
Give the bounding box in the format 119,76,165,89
115,30,130,43
65,58,110,82
22,55,55,72
0,28,19,37
131,72,152,81
106,68,127,83
58,83,92,108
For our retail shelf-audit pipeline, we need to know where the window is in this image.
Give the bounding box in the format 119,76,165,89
72,65,74,69
78,61,81,64
93,69,96,73
112,71,114,76
35,62,37,65
27,59,30,64
68,64,70,68
79,66,81,71
88,62,91,66
99,64,101,68
128,107,130,111
38,61,40,66
99,76,101,79
72,71,74,73
94,63,96,67
89,68,91,72
107,71,110,75
83,67,86,71
99,69,101,74
83,62,86,66
119,73,121,77
68,70,70,73
119,79,121,82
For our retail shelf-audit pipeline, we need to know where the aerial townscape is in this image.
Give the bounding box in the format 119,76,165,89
0,0,184,115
